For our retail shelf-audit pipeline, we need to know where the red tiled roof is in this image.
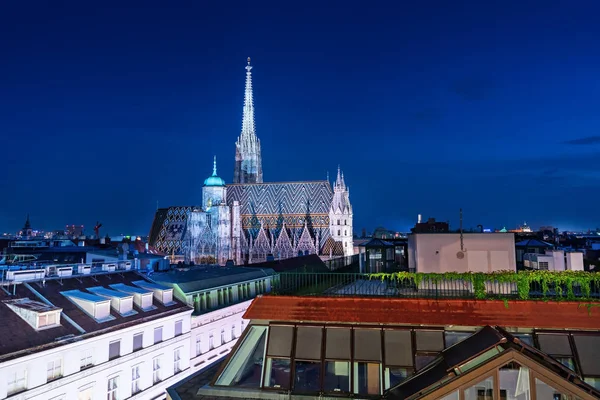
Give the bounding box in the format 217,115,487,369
244,296,600,330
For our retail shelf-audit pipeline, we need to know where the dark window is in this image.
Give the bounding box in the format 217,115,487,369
355,362,381,395
267,325,294,357
295,326,322,360
354,329,382,361
293,360,321,392
324,361,350,393
133,333,143,352
109,340,120,360
175,320,183,336
387,367,411,388
265,358,291,389
573,335,600,376
154,327,163,344
415,330,444,351
444,331,472,348
415,354,438,370
537,334,572,356
384,330,412,366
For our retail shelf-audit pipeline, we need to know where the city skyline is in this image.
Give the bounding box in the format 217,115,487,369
2,1,600,234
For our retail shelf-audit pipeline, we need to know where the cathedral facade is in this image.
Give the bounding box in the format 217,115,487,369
148,59,353,265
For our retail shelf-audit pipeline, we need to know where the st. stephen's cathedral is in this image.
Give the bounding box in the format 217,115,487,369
148,59,353,265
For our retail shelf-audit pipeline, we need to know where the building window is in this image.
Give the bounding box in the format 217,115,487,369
383,330,413,389
175,320,183,336
39,312,58,328
539,261,549,270
344,220,347,225
221,328,226,344
209,333,215,350
232,325,236,340
337,220,340,225
78,387,93,400
80,349,94,369
154,327,163,344
215,325,267,387
153,357,161,383
107,376,118,400
109,340,121,360
338,230,340,236
463,376,494,399
47,358,62,381
174,348,182,373
133,332,143,351
131,365,141,395
196,335,202,356
264,325,294,389
7,369,27,395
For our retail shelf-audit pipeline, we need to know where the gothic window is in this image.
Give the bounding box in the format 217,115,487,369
337,220,340,225
345,230,347,236
338,230,340,236
344,219,347,225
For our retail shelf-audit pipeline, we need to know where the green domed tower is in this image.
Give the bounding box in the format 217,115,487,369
203,156,226,210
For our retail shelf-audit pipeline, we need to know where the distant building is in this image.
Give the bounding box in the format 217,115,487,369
523,250,584,271
515,238,554,265
408,233,517,273
411,217,449,234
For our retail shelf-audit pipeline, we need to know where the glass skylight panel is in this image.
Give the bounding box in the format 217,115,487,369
215,325,267,387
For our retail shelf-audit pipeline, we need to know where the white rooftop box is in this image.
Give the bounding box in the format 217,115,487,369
6,269,46,282
109,283,156,311
102,263,117,272
119,261,132,270
61,290,114,322
56,266,73,277
78,264,92,275
132,280,176,306
87,286,137,317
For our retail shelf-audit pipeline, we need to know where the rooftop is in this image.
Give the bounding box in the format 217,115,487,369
0,271,191,361
152,266,276,294
244,295,600,330
174,303,600,400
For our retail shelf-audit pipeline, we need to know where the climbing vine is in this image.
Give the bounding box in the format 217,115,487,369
369,270,600,303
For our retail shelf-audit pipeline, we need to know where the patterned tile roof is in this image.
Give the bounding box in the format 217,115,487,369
226,181,333,215
244,296,600,330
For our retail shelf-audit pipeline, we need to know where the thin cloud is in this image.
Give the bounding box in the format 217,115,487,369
563,136,600,145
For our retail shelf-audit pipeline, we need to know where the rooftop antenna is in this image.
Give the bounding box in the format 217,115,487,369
459,208,465,252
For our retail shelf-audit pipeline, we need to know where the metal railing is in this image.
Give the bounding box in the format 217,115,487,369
271,272,600,300
323,254,360,271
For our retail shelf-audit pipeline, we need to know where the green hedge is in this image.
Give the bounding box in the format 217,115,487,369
369,270,600,301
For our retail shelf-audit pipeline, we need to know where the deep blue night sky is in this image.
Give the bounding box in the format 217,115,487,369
2,1,600,235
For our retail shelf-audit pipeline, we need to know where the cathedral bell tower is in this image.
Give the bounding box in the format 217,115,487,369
329,166,354,256
234,57,263,184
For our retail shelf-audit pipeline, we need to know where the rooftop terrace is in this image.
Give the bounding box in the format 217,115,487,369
271,270,600,302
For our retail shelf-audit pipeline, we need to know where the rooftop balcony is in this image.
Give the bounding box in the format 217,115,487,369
271,270,600,302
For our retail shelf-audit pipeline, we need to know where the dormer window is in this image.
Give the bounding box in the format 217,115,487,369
4,298,62,330
61,290,115,323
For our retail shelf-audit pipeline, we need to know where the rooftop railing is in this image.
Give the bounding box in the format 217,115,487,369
271,270,600,302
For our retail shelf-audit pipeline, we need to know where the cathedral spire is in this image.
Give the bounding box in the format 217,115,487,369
213,156,218,176
241,57,256,141
334,165,345,191
234,57,263,184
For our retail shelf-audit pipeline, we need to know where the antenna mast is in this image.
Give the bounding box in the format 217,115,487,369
459,208,464,251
